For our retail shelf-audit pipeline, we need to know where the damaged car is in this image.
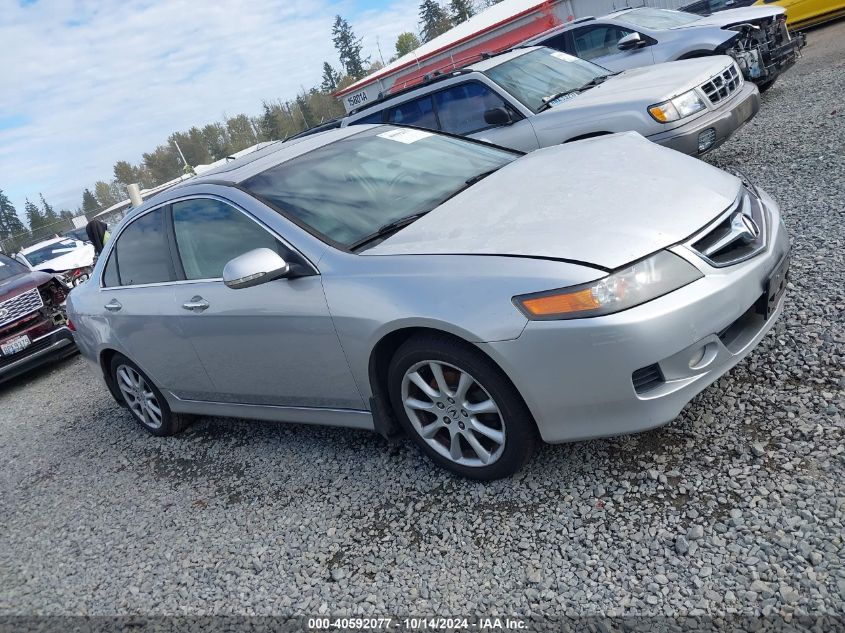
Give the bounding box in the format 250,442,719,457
68,126,790,479
16,236,95,287
526,6,804,91
0,254,75,382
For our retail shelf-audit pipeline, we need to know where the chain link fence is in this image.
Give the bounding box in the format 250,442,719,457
0,216,87,256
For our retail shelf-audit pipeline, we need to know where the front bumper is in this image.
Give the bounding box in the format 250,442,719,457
480,189,790,444
647,81,760,156
0,326,76,382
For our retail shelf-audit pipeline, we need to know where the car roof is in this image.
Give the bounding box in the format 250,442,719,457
120,126,373,219
181,125,366,186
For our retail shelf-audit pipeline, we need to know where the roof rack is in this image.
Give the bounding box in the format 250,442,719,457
347,48,517,116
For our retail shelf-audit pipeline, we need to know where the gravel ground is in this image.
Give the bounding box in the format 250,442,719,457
1,21,843,624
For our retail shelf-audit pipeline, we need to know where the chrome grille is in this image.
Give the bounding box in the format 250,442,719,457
689,189,768,268
700,64,742,106
0,288,44,328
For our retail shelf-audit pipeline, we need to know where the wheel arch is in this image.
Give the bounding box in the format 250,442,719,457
99,348,127,407
564,131,613,144
677,49,716,60
366,325,535,439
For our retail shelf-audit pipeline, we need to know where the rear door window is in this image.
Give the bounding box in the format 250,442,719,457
349,111,385,125
111,208,175,286
386,96,438,130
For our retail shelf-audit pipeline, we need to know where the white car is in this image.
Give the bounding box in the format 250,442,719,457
16,237,95,286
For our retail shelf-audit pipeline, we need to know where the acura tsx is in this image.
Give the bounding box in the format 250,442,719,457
67,125,790,479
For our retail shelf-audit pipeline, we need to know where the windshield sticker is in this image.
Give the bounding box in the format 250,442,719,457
377,129,433,144
548,92,579,107
550,51,577,63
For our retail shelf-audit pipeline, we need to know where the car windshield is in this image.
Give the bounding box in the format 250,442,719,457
617,8,701,29
0,255,30,280
241,127,517,247
484,48,609,113
22,239,79,266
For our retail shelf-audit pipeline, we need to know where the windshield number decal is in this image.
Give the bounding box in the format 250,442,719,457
550,51,577,62
377,129,433,144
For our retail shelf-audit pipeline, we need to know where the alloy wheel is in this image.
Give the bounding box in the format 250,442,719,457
116,364,163,430
401,360,505,467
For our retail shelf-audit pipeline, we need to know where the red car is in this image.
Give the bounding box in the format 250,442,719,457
0,253,76,381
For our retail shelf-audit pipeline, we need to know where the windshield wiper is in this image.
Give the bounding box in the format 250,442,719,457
348,168,502,252
349,211,431,251
538,74,613,111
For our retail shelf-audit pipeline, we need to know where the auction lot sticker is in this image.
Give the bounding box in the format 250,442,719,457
377,129,433,144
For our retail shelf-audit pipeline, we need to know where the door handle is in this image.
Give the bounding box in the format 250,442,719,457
182,296,210,313
104,299,122,312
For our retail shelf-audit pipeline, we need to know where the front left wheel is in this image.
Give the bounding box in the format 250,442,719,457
387,334,538,480
110,353,190,436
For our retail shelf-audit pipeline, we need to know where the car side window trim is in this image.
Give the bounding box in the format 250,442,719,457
99,194,318,291
431,80,525,135
98,203,178,290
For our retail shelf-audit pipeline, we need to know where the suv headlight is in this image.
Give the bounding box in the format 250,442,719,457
513,251,703,320
648,89,707,123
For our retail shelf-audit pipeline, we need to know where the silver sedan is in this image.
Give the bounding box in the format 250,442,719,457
67,126,790,479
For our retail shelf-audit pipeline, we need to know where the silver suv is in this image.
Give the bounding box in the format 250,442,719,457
342,46,758,156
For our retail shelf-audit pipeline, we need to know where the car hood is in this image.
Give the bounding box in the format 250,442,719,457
32,244,94,273
682,6,784,27
0,270,52,302
367,132,741,270
557,56,732,107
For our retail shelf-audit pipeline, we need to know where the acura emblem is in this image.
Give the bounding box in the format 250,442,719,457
736,212,760,243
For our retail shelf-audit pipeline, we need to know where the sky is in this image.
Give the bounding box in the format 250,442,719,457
0,0,419,219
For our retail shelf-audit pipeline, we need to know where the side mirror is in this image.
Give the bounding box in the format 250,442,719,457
483,107,513,126
618,32,646,51
223,248,290,289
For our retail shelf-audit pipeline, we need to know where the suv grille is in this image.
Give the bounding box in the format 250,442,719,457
690,189,767,268
0,288,44,329
700,64,742,105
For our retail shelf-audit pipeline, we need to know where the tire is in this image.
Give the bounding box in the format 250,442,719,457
387,334,538,480
757,78,777,93
109,353,190,436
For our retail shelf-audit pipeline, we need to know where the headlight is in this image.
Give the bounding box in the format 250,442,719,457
648,89,707,123
513,251,703,320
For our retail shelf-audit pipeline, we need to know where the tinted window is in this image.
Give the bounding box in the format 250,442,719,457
242,127,516,248
113,209,175,286
0,254,29,281
172,198,282,280
387,96,438,129
433,83,510,135
572,25,633,60
536,32,570,53
102,251,120,287
350,111,385,125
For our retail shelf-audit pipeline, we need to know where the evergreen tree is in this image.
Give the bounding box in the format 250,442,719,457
59,209,75,221
321,62,342,93
450,0,475,24
419,0,452,43
332,16,368,79
94,181,121,209
39,193,60,224
24,198,46,232
0,189,26,240
395,32,421,58
81,188,100,215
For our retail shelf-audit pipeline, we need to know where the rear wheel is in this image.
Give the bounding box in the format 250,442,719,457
110,353,190,436
387,334,538,480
